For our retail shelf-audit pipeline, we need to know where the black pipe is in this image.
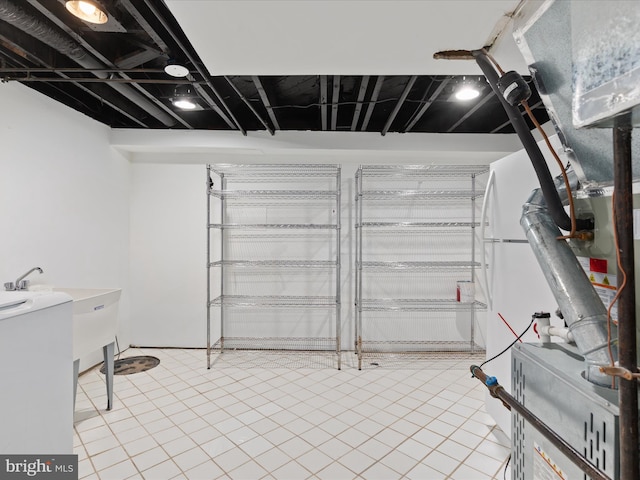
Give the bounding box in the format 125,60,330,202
470,365,608,480
613,113,639,480
471,50,593,232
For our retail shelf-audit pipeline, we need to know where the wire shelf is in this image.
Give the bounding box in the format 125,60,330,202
209,223,338,230
211,337,339,352
359,341,485,354
207,163,342,370
358,221,479,228
209,164,340,178
358,261,481,270
210,295,338,308
209,189,338,199
359,298,487,312
359,190,484,200
209,260,338,268
357,164,489,177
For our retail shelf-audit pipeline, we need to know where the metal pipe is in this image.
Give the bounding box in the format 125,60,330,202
470,365,609,480
355,167,364,370
613,113,639,480
472,49,592,232
220,174,226,353
470,173,476,352
521,171,617,387
206,166,212,369
0,0,177,126
3,76,204,84
336,166,342,370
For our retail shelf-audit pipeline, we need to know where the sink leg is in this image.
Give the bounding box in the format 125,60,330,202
73,359,80,413
103,342,114,411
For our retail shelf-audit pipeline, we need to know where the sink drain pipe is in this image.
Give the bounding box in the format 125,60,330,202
470,365,608,480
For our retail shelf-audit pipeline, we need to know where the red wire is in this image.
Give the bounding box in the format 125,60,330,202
498,313,523,343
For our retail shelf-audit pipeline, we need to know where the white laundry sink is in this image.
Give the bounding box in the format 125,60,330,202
54,288,121,359
53,287,121,411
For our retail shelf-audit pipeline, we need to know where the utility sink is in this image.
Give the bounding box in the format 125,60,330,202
54,287,121,411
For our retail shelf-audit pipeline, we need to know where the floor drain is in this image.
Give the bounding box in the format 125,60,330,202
100,356,160,375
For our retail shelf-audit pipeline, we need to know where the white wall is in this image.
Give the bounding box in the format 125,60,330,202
129,164,206,347
0,82,131,370
129,156,495,351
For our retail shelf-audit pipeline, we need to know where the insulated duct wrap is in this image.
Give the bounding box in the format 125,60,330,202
0,0,176,127
521,173,618,387
0,0,86,60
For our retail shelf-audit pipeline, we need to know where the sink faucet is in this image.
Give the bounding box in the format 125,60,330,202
5,267,44,291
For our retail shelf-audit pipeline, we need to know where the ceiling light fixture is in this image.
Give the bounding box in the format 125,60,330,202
164,61,190,78
455,85,480,101
172,84,198,110
65,1,109,24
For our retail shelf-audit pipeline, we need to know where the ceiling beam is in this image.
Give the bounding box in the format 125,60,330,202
224,76,274,135
490,100,543,133
252,76,280,131
320,75,328,131
119,0,238,129
351,75,369,131
114,45,162,70
361,75,384,131
2,76,204,84
381,75,417,136
141,0,247,134
446,91,495,133
331,75,340,131
119,0,169,51
23,0,192,129
403,77,452,133
0,33,150,128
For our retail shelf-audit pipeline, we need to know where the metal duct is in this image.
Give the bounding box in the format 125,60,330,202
0,0,176,127
521,172,618,387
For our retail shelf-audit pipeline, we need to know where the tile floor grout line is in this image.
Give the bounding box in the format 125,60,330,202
74,348,508,480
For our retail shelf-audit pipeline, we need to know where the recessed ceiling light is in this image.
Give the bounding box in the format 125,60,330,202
65,1,108,24
455,86,480,101
172,84,198,110
173,98,197,110
164,62,190,78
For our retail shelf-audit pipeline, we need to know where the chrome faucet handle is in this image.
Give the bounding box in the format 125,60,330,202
4,282,15,291
18,280,30,290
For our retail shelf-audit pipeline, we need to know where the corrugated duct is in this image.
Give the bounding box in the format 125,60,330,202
0,0,176,127
521,171,618,387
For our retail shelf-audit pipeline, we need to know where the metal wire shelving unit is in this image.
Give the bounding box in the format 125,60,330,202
206,164,341,369
354,164,488,369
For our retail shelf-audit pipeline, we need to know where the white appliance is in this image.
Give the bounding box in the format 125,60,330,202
0,291,74,454
482,136,563,436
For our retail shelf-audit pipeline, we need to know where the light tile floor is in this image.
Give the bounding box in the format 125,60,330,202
74,349,511,479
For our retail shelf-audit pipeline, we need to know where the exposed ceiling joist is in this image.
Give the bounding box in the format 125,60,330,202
320,75,328,131
381,75,416,136
0,30,150,127
351,75,369,131
224,76,274,135
446,91,494,133
490,100,543,133
0,0,549,134
361,75,384,132
403,77,451,133
252,75,280,131
141,0,245,133
331,75,340,131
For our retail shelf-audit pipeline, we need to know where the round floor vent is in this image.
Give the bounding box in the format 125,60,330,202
100,356,160,375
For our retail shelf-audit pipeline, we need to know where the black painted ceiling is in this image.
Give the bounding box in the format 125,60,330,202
0,0,549,135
